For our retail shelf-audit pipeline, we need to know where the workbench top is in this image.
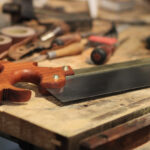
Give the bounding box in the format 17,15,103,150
1,1,150,150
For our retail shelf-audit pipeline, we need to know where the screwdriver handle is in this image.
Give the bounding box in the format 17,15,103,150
51,33,81,49
47,40,87,59
88,36,118,45
91,45,115,65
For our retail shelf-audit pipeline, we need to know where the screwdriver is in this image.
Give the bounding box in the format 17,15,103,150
91,37,128,65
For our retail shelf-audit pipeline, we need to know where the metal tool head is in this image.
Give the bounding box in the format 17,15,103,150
48,58,150,103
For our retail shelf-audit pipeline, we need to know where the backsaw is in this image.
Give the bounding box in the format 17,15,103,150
1,58,150,104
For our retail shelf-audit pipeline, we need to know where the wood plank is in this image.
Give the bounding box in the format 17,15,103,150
0,26,150,150
80,113,150,150
1,1,150,150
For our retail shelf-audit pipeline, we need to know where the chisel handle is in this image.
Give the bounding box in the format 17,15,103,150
47,40,87,59
51,33,81,50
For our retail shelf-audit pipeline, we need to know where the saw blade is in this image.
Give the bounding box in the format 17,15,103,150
48,58,150,103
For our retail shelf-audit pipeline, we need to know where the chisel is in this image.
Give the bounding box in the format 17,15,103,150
27,39,87,62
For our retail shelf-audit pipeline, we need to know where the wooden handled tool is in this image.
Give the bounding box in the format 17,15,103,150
0,61,74,103
29,39,88,62
8,35,38,60
50,33,81,50
48,39,87,59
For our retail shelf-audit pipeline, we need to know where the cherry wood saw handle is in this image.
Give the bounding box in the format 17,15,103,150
0,61,74,103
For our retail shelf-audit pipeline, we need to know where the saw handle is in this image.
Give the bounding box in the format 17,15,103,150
0,61,74,103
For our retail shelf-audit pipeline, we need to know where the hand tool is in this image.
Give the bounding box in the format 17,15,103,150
40,18,71,42
7,26,72,61
40,26,68,42
50,33,82,50
88,36,118,47
88,23,129,47
7,22,113,60
88,24,129,65
25,40,87,62
50,28,117,50
7,35,45,60
6,25,48,60
48,58,150,103
21,32,125,62
8,29,115,61
1,58,150,104
0,61,73,103
39,24,117,54
10,31,105,61
41,31,98,54
91,45,115,65
10,23,126,62
90,37,128,65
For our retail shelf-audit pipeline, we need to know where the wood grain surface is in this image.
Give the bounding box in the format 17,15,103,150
1,1,150,150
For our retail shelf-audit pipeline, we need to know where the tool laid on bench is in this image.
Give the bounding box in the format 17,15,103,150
0,61,74,103
1,58,150,104
28,39,87,62
90,37,128,65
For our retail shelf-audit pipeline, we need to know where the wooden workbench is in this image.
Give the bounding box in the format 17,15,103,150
1,1,150,150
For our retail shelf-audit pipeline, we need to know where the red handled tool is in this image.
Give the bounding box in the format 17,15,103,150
88,36,118,46
91,45,115,65
90,37,128,65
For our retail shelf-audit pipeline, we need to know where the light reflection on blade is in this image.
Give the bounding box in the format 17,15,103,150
48,65,150,103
